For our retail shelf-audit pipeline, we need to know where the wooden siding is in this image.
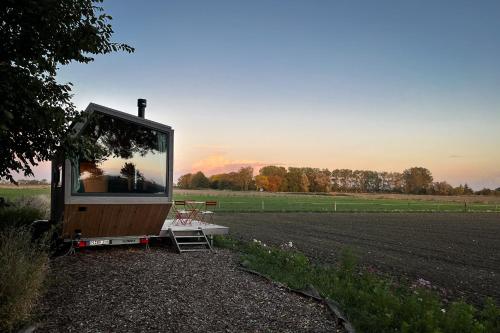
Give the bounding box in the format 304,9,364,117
62,203,171,238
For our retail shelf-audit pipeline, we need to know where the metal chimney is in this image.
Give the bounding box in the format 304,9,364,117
137,98,147,118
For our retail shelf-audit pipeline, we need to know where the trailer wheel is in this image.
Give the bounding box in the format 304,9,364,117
31,219,50,241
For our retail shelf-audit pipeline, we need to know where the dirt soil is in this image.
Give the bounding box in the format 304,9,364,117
217,212,500,304
36,248,338,333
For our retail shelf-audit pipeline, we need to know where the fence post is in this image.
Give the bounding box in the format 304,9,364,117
464,201,467,212
334,201,337,212
261,200,265,211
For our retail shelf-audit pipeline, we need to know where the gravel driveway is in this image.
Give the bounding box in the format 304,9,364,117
36,247,337,332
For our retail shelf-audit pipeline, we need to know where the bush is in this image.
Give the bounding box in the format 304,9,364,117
216,236,500,333
0,196,48,232
0,227,49,332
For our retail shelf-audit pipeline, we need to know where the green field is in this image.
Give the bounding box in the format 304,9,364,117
175,191,499,213
1,186,499,212
0,187,50,200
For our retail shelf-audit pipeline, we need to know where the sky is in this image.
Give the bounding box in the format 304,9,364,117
32,0,500,189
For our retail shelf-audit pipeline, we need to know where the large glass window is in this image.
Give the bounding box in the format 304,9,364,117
72,112,169,195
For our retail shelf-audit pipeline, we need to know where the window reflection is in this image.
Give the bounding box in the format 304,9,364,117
73,112,168,195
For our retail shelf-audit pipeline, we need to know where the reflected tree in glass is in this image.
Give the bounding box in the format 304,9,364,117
120,162,144,192
74,112,168,194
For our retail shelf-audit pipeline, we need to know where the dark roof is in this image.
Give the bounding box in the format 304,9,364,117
83,103,173,133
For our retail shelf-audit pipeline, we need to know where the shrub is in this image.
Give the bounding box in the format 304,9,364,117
0,196,47,232
11,196,50,219
0,227,49,332
213,235,241,249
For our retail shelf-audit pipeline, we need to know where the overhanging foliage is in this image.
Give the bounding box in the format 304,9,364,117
0,0,134,183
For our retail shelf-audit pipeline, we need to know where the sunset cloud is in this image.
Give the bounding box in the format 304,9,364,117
190,154,279,176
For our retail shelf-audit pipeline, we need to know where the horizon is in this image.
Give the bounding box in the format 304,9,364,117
24,0,500,189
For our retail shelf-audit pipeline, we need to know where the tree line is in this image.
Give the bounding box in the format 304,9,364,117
0,179,49,186
177,166,500,196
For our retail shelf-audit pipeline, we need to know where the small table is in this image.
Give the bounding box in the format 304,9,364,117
184,201,206,223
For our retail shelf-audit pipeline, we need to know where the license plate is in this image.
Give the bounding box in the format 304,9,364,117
89,239,110,246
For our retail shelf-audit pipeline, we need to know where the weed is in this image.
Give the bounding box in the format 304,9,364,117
0,227,49,332
215,236,500,333
0,196,48,232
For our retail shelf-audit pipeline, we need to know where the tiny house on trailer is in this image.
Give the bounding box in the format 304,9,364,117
51,100,174,246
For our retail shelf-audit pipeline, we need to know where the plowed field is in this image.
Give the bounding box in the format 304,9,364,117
217,213,500,304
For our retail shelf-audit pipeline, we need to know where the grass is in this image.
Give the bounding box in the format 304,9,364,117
0,197,50,332
175,191,499,213
0,195,49,232
215,236,500,333
1,186,499,212
0,206,46,232
0,227,49,332
0,187,50,201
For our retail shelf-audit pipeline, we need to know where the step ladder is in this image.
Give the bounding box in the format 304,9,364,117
168,227,213,253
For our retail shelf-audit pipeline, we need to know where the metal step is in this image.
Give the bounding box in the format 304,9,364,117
168,227,212,253
179,249,210,252
178,242,208,245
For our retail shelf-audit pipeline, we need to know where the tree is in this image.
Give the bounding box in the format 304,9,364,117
402,167,433,194
120,162,143,191
431,181,454,195
177,173,193,189
365,171,381,192
236,166,253,191
265,175,282,192
0,0,134,183
259,165,288,191
330,169,341,192
310,169,331,192
190,171,210,189
453,184,465,195
255,175,269,191
463,183,474,195
475,188,492,195
331,169,354,192
378,172,390,192
301,168,331,192
209,172,238,190
388,172,404,193
260,166,287,178
286,167,309,192
300,173,310,192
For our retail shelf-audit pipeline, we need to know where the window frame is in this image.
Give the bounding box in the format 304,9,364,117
67,106,173,199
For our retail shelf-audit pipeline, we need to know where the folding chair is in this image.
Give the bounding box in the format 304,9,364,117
171,200,190,225
199,201,217,224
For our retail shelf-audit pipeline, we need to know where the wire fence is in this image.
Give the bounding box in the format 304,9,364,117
174,195,500,213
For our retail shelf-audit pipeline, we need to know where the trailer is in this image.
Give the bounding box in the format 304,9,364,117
46,100,174,248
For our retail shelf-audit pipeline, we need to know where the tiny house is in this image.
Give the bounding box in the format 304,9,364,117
51,100,174,244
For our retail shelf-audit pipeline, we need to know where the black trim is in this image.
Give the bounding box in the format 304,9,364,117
70,104,172,197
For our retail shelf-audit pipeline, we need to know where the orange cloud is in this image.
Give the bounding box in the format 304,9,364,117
190,154,279,176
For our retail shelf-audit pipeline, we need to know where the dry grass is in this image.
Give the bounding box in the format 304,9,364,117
0,227,49,332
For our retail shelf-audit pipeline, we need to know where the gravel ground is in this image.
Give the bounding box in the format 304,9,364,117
36,247,338,333
217,212,500,304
